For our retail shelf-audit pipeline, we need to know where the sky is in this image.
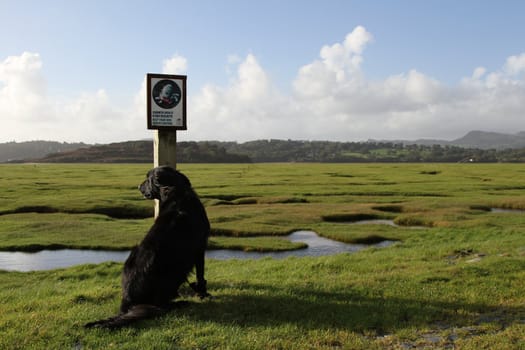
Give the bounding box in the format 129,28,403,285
1,0,525,144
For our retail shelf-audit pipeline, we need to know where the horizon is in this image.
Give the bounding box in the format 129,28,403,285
3,129,525,146
1,1,525,144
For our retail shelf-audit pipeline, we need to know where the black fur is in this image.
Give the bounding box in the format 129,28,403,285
85,166,211,329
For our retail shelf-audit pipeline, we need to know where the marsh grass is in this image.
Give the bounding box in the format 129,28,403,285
0,213,150,251
208,236,307,252
0,163,524,348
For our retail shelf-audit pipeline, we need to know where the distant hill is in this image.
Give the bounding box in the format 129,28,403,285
451,131,525,149
26,140,251,163
0,141,90,163
30,141,153,163
401,131,525,150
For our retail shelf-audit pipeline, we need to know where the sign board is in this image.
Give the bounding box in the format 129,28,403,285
146,73,187,130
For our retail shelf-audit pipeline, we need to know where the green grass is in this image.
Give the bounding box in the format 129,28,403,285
0,163,524,349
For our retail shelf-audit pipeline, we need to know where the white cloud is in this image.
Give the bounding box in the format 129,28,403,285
2,31,525,144
472,66,486,80
344,25,374,54
293,26,373,98
187,54,296,141
504,53,525,76
0,52,51,123
162,54,188,74
185,28,525,142
0,52,148,143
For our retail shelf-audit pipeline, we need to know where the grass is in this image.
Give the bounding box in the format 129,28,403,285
0,163,524,349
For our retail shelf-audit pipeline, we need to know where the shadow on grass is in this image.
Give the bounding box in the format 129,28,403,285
179,282,525,335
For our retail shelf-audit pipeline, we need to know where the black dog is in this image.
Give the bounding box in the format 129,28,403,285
85,166,211,329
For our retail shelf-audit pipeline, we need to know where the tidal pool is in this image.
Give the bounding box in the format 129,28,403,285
0,231,395,272
348,219,398,226
0,249,130,272
491,208,525,213
207,230,394,260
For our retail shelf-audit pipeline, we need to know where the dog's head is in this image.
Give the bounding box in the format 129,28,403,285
139,166,192,200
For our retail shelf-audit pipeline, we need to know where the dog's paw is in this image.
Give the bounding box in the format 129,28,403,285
199,291,213,300
189,281,212,299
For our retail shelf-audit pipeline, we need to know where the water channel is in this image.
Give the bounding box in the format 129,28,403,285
490,208,525,213
0,230,395,272
2,209,518,272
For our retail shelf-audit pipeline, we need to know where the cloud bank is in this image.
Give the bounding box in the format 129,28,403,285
1,26,524,143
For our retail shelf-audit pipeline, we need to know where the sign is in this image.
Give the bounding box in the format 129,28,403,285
147,73,187,130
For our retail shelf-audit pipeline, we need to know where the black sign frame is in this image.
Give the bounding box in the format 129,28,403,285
147,73,187,130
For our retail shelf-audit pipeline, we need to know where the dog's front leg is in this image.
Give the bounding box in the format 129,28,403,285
190,249,211,299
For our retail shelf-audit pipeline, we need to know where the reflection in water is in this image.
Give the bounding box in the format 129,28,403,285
346,219,429,229
207,231,394,260
0,231,395,272
491,208,525,213
348,219,398,226
0,249,130,272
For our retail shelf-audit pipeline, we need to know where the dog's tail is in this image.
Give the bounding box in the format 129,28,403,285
84,304,165,330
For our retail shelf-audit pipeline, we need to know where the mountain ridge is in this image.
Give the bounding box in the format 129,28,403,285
371,130,525,150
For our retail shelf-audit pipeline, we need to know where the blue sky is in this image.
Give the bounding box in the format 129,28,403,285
1,0,524,143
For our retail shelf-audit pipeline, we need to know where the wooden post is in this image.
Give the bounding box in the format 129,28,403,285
154,129,177,168
154,130,177,217
147,73,187,218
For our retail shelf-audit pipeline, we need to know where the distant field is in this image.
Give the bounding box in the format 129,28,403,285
0,163,524,349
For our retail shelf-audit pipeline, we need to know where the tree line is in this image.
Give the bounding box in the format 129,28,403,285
5,139,525,163
218,140,525,163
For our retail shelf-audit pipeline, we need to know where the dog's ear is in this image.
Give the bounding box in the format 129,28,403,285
154,166,192,189
154,166,178,187
174,170,192,189
159,186,172,199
